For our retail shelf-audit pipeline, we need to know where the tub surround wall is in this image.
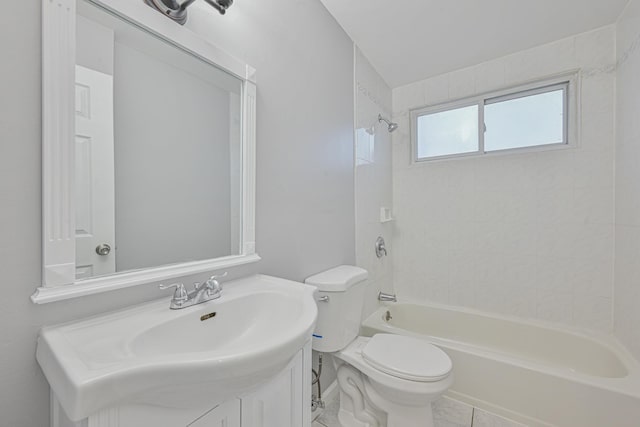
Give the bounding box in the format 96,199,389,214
354,47,394,320
0,1,355,425
614,0,640,361
391,26,616,332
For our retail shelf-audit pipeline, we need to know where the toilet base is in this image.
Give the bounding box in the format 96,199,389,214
336,364,385,426
337,396,434,427
335,362,438,427
376,400,433,427
337,407,382,427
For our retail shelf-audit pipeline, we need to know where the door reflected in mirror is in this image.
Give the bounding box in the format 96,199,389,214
74,0,242,280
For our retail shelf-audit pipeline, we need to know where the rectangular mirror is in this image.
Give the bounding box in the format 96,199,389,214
35,0,258,303
75,1,242,279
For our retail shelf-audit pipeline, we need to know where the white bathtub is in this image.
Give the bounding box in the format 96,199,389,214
361,303,640,427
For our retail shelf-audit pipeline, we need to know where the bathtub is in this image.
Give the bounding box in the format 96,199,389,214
361,303,640,427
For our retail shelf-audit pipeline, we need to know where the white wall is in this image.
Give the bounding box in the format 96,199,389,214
614,0,640,360
0,1,354,425
391,26,616,332
185,1,355,281
354,47,394,320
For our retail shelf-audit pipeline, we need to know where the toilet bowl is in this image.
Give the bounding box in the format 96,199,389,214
305,266,453,427
334,335,453,427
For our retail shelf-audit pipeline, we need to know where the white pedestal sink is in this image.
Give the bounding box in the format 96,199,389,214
36,275,318,422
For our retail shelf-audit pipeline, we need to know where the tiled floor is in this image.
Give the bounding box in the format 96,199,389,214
433,396,528,427
312,394,527,427
312,390,340,427
311,391,340,427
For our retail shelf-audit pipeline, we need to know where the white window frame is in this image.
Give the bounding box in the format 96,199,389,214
410,72,579,163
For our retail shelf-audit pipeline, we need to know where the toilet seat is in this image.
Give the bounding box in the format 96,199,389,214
362,334,452,382
334,335,453,398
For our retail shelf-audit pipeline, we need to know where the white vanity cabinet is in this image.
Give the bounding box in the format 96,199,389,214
188,400,241,427
240,342,307,427
51,344,312,427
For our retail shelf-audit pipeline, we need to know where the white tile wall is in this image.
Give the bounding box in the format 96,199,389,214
614,0,640,360
391,26,616,332
355,47,394,320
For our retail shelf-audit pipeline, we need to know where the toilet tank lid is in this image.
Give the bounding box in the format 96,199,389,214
304,265,368,292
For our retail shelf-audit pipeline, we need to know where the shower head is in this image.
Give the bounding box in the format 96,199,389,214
378,114,399,133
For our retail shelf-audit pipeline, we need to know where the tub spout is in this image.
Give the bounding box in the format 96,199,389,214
378,292,397,302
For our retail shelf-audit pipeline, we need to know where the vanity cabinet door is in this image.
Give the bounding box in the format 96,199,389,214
188,399,240,427
241,349,305,427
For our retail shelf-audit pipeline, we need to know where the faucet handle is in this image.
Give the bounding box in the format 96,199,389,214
209,272,228,281
207,272,228,290
159,282,185,291
159,283,188,303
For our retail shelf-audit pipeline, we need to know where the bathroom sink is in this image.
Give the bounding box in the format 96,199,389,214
36,275,318,421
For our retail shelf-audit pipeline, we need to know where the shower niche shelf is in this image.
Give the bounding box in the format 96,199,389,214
380,207,394,223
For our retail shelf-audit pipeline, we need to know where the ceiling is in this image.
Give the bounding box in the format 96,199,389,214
320,0,629,88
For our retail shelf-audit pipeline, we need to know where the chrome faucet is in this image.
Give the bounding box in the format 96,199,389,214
378,291,397,302
160,272,227,309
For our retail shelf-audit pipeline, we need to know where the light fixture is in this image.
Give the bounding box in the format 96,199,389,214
144,0,233,25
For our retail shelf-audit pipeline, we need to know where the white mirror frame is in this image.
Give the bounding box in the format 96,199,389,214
32,0,258,304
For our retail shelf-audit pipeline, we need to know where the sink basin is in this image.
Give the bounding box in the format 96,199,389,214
36,275,318,421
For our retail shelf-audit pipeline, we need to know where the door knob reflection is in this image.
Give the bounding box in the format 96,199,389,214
96,244,111,256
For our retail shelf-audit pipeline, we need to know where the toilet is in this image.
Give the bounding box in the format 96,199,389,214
305,265,453,427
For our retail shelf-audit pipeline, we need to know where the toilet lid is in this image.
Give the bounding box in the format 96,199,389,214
362,334,452,382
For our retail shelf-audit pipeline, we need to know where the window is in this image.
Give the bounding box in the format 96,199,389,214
411,77,573,161
416,104,478,158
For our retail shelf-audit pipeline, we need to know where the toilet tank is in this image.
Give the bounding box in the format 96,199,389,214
305,265,368,353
